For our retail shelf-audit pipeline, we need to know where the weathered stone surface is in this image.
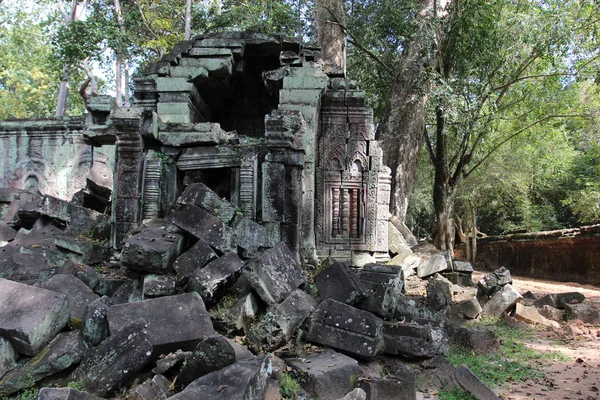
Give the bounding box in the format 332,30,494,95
358,264,404,320
142,274,178,297
187,253,244,305
0,336,18,379
337,388,367,400
0,221,16,243
71,318,153,397
404,251,448,279
152,350,192,375
35,387,104,400
442,271,474,287
0,253,49,283
173,204,235,253
54,236,110,265
306,299,384,360
176,335,237,387
37,195,104,235
41,274,100,329
173,239,217,279
383,321,449,358
59,259,99,290
453,261,474,273
481,284,522,317
455,364,501,400
388,222,412,260
107,292,215,355
128,374,173,400
243,243,307,305
478,267,512,296
389,217,418,247
538,305,564,323
534,292,586,309
453,297,483,319
564,302,600,324
0,332,86,395
82,296,112,347
426,274,453,312
122,226,184,274
110,279,143,304
513,303,560,328
356,373,417,400
229,292,261,333
247,289,316,353
446,324,499,354
94,276,131,297
315,262,367,306
170,356,271,400
0,278,69,356
232,218,276,258
285,350,363,400
177,182,238,223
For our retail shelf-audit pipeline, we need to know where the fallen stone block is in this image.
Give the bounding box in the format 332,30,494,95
315,262,367,306
358,264,405,320
152,350,192,375
337,388,367,400
176,335,237,388
441,271,473,287
173,204,235,253
109,278,143,304
0,221,16,243
243,242,307,305
285,350,363,400
453,297,482,319
37,195,105,236
128,374,173,400
455,364,501,400
564,302,600,324
513,303,560,328
247,289,316,353
478,267,512,296
143,274,178,297
170,356,271,400
94,276,132,297
82,296,112,348
0,331,86,395
187,252,244,305
0,278,69,356
538,305,564,323
121,226,184,274
534,292,586,309
0,252,49,283
383,320,449,358
177,182,238,224
405,251,448,279
388,221,413,259
481,284,522,318
306,299,384,360
426,273,453,312
59,259,99,290
232,217,276,258
54,236,110,265
41,274,100,329
0,336,18,379
356,373,417,400
228,292,261,334
71,318,153,397
107,292,215,356
35,387,104,400
173,239,218,279
446,324,499,354
453,261,474,273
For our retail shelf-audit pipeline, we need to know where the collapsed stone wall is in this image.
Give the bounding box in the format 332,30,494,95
456,225,600,285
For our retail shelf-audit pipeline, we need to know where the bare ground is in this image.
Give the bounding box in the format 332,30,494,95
472,271,600,400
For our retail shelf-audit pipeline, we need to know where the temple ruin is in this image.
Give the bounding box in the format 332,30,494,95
0,31,390,265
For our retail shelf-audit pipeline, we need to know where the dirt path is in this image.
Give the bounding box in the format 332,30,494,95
473,271,600,400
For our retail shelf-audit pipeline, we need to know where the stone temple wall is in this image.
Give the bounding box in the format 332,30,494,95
0,118,115,201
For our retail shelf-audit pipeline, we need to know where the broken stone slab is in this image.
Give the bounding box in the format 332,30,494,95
538,305,564,323
426,273,453,312
404,251,448,279
54,236,110,265
107,292,215,356
41,274,100,329
71,318,153,397
0,252,49,283
177,182,238,224
285,350,363,400
173,204,235,253
247,289,316,353
445,324,499,354
0,278,69,356
453,260,474,273
152,350,192,375
35,387,104,400
564,302,600,324
455,364,501,400
358,264,405,320
243,242,307,305
81,296,112,348
93,276,132,297
128,374,173,400
481,284,522,317
441,271,474,287
534,292,586,309
306,299,384,360
383,320,449,358
388,221,413,259
232,217,277,258
314,262,368,306
478,267,512,296
0,331,86,395
110,278,144,304
173,239,218,280
187,252,244,305
453,297,483,319
0,221,16,243
356,373,417,400
121,225,184,274
169,356,271,400
0,336,18,379
513,303,560,328
157,122,233,147
337,388,367,400
59,259,99,290
143,274,178,297
228,292,261,334
37,195,105,236
176,335,237,388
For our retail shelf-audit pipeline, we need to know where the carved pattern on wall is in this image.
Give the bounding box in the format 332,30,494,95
142,151,163,220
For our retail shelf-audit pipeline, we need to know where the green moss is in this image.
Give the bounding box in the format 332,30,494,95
280,372,301,399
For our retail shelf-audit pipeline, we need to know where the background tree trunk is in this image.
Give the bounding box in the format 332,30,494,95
315,0,346,75
55,66,70,117
184,0,192,40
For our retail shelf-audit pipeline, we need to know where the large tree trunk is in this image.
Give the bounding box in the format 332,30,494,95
315,0,346,75
55,66,70,118
115,54,122,107
377,0,437,222
184,0,192,40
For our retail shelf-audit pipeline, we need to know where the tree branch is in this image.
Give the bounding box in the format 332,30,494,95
424,126,436,164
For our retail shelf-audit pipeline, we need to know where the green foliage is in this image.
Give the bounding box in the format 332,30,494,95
438,389,478,400
280,372,302,399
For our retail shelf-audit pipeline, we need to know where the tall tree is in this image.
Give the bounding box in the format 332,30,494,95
184,0,192,40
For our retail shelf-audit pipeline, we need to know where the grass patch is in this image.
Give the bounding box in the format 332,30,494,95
439,389,478,400
280,372,302,399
